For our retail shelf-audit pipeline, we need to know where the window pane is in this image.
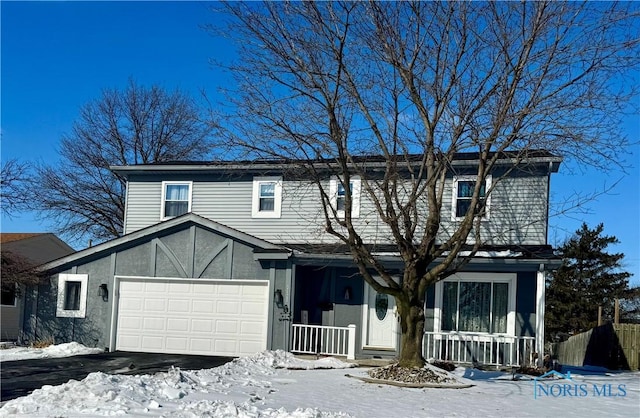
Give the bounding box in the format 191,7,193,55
441,282,458,331
260,183,275,197
456,199,471,217
259,197,275,211
1,285,16,306
458,181,475,198
165,201,188,217
458,181,486,198
258,182,276,212
64,281,81,311
166,184,189,200
336,182,351,212
459,282,491,332
455,179,486,218
164,184,190,217
492,283,509,333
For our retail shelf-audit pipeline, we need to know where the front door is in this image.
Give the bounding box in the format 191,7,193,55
364,285,397,349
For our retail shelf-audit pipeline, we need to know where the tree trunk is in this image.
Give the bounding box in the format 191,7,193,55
396,296,427,368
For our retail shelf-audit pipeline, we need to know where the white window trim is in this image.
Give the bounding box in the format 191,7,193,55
252,176,282,218
160,181,193,220
433,272,516,336
329,176,361,218
56,273,89,318
451,175,492,221
1,283,18,307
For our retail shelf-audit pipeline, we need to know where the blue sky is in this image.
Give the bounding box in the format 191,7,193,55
1,2,638,284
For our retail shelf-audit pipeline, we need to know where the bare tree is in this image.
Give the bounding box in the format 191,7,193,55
1,250,42,290
212,1,640,367
1,158,32,217
31,80,215,242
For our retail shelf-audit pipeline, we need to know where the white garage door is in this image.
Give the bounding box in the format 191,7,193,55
115,277,269,356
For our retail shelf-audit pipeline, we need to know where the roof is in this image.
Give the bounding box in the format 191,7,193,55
0,233,75,265
0,233,45,244
286,243,561,271
110,150,563,177
284,243,558,259
38,213,290,272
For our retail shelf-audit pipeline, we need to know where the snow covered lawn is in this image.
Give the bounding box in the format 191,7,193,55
0,342,103,362
1,348,638,417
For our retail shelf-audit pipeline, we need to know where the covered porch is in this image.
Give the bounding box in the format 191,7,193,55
287,248,551,367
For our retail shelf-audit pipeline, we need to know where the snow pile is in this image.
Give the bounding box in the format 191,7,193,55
0,342,103,362
264,350,355,370
0,350,355,417
1,346,639,417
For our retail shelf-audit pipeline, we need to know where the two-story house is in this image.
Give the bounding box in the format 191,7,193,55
26,151,561,365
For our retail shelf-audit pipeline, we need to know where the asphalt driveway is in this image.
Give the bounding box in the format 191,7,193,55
0,351,234,402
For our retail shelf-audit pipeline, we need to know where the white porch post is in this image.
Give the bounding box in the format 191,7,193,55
347,324,356,360
535,265,546,365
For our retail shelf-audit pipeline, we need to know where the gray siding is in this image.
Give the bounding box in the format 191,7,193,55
1,303,21,340
22,223,291,350
124,173,550,246
438,174,549,245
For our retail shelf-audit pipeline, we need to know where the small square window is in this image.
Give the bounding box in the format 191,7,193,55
252,177,282,218
452,176,491,220
161,182,192,219
56,274,88,318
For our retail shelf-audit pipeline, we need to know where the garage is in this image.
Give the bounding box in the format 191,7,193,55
114,276,269,356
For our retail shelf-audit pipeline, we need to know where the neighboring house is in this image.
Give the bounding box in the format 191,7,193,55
26,151,562,365
1,233,74,341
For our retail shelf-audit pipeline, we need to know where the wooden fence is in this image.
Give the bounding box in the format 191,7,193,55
554,323,639,371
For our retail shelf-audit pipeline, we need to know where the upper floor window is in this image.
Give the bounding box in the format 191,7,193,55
330,176,361,218
56,273,88,318
452,175,492,220
252,177,282,218
161,181,192,220
337,182,349,212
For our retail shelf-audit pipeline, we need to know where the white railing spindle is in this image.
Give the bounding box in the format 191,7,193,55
291,324,356,360
423,331,535,367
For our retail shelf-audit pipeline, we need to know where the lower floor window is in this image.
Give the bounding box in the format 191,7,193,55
64,281,82,311
56,274,88,318
442,281,509,333
1,284,16,306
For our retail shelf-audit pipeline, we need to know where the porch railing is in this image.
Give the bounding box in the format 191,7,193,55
291,324,356,360
423,332,536,367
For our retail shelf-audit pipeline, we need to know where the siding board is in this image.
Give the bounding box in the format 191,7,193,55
124,174,549,246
